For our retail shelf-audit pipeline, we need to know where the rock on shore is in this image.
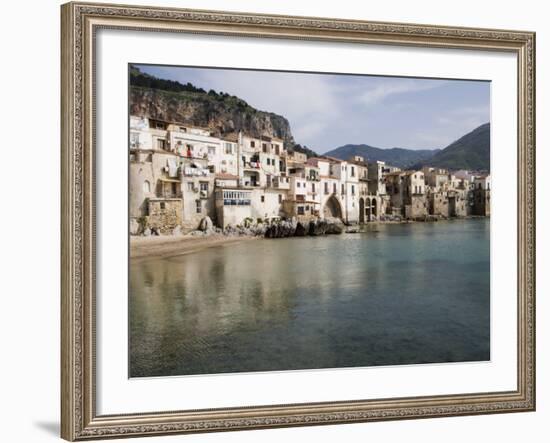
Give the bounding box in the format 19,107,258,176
265,217,344,239
171,217,345,240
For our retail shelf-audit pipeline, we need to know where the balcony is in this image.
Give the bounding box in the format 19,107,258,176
182,166,210,177
216,189,252,206
243,161,261,170
271,177,290,190
158,178,182,199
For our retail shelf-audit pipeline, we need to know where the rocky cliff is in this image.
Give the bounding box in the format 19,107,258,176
130,85,295,147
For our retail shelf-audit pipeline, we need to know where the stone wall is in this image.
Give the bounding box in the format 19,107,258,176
472,189,491,216
405,195,428,219
428,191,450,217
146,198,183,234
449,192,468,217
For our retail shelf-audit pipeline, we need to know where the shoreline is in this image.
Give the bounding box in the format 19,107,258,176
130,234,258,261
131,216,488,260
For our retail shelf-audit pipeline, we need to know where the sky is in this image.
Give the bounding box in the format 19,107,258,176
136,64,490,154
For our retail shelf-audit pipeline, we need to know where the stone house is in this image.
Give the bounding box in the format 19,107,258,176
129,115,490,234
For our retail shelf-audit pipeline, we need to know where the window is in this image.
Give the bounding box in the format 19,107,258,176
351,166,355,177
200,182,209,192
250,141,255,148
312,183,316,192
297,182,301,188
196,200,202,214
157,139,167,150
160,202,165,210
142,180,150,193
341,184,345,195
297,206,305,215
278,194,282,203
187,182,194,191
208,146,216,156
324,182,329,194
130,132,140,148
224,143,233,154
261,195,265,203
333,183,337,194
262,143,268,152
351,185,355,195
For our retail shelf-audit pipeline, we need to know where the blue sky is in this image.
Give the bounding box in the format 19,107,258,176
136,64,490,154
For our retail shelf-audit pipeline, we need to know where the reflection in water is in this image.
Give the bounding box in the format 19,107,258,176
130,219,490,377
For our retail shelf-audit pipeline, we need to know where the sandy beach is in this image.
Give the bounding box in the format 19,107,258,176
130,234,258,260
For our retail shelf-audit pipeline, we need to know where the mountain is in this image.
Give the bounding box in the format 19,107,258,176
414,123,490,171
130,66,316,155
325,123,490,171
324,144,439,169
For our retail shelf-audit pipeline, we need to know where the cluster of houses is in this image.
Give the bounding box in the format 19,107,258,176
129,116,491,235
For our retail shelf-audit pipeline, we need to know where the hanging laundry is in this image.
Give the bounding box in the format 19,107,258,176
167,158,178,177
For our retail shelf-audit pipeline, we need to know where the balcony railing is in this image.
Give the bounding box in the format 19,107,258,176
157,191,182,199
271,177,290,189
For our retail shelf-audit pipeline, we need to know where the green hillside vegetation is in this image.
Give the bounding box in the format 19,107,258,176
131,66,267,119
416,123,490,171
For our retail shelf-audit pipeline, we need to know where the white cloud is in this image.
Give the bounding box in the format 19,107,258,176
293,120,326,142
357,79,446,106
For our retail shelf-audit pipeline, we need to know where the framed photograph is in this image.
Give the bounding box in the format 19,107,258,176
61,1,536,440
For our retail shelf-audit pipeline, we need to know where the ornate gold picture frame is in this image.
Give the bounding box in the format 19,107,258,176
61,1,535,440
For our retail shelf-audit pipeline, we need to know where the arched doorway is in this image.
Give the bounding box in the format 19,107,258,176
323,195,343,220
359,198,365,223
372,199,377,219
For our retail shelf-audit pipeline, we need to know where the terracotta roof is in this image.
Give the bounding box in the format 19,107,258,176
322,156,343,163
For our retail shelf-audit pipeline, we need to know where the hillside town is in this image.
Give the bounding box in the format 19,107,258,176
129,115,490,236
